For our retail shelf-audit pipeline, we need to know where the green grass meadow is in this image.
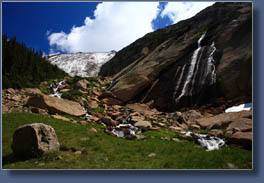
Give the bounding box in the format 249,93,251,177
2,112,252,169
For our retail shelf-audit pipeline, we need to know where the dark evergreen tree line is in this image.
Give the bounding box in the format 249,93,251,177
2,35,68,89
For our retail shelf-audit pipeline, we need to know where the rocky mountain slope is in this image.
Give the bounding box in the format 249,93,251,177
48,51,116,77
2,77,252,151
99,2,252,112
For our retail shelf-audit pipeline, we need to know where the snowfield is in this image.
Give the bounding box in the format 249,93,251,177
47,51,116,77
225,103,252,113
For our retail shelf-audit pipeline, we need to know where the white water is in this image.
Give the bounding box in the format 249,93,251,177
175,32,206,103
173,65,186,99
225,103,252,113
181,131,225,151
49,80,66,98
112,123,140,138
207,42,217,85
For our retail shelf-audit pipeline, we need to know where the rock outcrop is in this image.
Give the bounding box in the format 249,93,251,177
99,2,252,111
12,123,60,158
26,94,86,116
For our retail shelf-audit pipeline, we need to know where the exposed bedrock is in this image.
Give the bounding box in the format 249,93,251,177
99,2,252,111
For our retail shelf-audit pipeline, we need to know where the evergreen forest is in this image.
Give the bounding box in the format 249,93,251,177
2,35,67,89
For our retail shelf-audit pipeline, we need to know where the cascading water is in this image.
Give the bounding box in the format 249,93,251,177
174,32,207,104
173,31,217,107
207,42,217,85
49,80,66,98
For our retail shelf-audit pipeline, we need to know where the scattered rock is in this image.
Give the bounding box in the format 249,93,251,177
60,88,71,93
109,112,122,120
172,138,181,142
101,116,117,126
183,110,203,124
178,123,188,130
190,124,200,130
78,121,88,125
134,121,152,130
75,80,89,90
86,116,100,122
169,126,183,132
161,137,171,141
101,98,123,105
157,122,166,127
146,100,155,108
130,112,141,116
31,107,48,115
229,132,252,149
227,162,237,169
88,101,99,109
2,105,9,113
10,95,21,102
112,105,122,110
208,129,224,137
227,118,252,132
135,135,147,140
196,110,252,129
23,88,42,96
130,116,145,123
52,114,71,122
6,88,16,94
148,153,156,158
74,151,82,155
125,103,152,115
150,127,161,130
12,123,60,158
89,128,97,133
56,155,63,160
92,90,102,96
98,91,117,99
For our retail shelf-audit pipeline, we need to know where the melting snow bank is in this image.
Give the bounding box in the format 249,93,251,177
181,131,225,151
47,52,116,77
225,103,252,113
48,80,66,98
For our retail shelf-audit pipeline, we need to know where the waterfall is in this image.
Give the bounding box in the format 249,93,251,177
49,80,66,98
173,65,186,99
207,42,216,85
174,32,207,104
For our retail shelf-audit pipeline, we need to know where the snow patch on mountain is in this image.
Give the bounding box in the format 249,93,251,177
47,51,116,77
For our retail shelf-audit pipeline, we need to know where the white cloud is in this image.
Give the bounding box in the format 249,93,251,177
161,2,215,24
48,2,159,53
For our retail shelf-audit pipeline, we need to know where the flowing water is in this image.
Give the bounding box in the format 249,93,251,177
49,80,66,98
173,32,217,106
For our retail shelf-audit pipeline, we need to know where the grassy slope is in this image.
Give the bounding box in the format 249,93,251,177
2,112,252,169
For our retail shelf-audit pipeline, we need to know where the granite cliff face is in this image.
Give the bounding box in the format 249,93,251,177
99,2,252,111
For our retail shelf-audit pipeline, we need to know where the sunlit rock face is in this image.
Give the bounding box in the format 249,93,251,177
47,51,116,77
100,2,252,111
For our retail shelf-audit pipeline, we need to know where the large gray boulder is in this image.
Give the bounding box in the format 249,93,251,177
12,123,60,158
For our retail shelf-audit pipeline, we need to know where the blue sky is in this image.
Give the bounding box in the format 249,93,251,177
2,2,214,55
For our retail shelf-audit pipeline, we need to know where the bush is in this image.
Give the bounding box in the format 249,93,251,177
61,90,83,100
